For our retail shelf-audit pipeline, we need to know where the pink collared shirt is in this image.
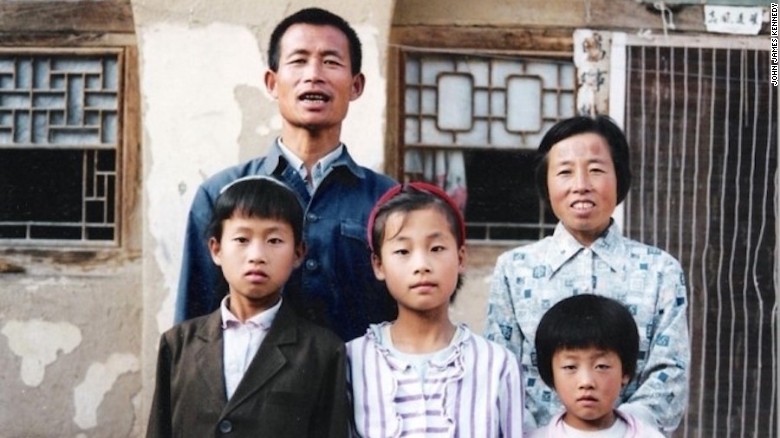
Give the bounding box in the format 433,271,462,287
528,410,665,438
220,296,281,400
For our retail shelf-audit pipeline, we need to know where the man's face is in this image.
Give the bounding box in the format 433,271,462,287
265,23,364,133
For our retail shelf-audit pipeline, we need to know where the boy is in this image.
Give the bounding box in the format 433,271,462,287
347,183,523,437
148,177,347,438
530,294,664,437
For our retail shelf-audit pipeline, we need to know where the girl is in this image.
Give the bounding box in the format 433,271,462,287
347,182,524,437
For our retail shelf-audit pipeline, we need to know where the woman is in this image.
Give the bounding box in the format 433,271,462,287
484,115,689,436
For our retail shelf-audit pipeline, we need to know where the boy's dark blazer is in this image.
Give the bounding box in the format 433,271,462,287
147,299,348,438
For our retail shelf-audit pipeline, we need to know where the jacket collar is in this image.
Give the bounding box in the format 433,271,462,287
223,301,298,412
192,302,300,415
262,139,366,180
546,221,627,277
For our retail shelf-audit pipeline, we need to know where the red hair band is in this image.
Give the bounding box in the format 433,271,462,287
366,182,466,252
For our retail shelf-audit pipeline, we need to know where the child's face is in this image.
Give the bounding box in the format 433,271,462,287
551,346,629,431
372,207,465,316
209,214,303,319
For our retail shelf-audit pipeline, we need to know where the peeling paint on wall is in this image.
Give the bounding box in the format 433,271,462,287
1,319,81,386
340,24,386,173
137,22,266,335
73,353,141,430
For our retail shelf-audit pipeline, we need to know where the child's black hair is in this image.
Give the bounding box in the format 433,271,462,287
369,184,465,297
207,177,304,246
534,294,639,389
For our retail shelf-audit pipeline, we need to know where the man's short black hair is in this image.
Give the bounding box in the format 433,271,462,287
267,7,362,76
534,115,632,210
534,294,640,389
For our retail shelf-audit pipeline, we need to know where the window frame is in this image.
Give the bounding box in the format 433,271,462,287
387,26,574,245
0,2,139,255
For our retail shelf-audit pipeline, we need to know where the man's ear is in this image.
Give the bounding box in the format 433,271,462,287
350,73,365,101
208,237,222,266
264,69,278,99
370,253,386,281
622,374,630,386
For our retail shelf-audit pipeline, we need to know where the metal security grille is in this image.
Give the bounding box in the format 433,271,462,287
401,50,575,242
620,38,777,437
0,51,121,245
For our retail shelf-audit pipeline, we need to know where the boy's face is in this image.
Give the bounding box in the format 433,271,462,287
371,207,465,316
551,346,629,431
209,214,302,319
264,23,365,134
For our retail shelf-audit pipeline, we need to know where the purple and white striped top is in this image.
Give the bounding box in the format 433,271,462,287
347,323,524,438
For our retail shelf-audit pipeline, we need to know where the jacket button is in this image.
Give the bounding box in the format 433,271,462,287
305,259,318,270
306,213,318,222
218,420,233,433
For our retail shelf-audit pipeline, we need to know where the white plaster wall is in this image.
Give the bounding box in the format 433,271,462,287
132,0,396,433
139,21,266,335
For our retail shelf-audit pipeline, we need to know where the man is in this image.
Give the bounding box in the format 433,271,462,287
176,7,397,341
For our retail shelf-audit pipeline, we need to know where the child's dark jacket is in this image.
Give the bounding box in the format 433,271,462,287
147,300,348,438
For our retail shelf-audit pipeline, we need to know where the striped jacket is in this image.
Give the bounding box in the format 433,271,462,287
347,323,524,438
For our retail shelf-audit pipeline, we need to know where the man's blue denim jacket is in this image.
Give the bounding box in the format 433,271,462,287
175,141,398,341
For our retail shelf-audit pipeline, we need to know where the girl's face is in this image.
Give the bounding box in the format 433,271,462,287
209,213,303,320
371,207,465,316
552,347,629,431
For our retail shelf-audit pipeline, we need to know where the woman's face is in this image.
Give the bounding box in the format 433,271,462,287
546,132,618,246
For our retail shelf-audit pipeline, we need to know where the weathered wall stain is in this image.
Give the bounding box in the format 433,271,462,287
1,319,81,387
73,352,141,430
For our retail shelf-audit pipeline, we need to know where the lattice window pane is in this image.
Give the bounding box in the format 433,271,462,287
402,51,575,242
437,73,473,131
0,51,121,246
506,76,542,132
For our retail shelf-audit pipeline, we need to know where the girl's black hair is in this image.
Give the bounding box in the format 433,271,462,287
534,294,640,389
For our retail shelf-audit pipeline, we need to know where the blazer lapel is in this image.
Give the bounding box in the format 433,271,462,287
223,301,298,412
194,311,228,411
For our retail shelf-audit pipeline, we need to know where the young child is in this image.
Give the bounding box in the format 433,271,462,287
346,182,524,437
530,294,664,437
147,176,348,438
